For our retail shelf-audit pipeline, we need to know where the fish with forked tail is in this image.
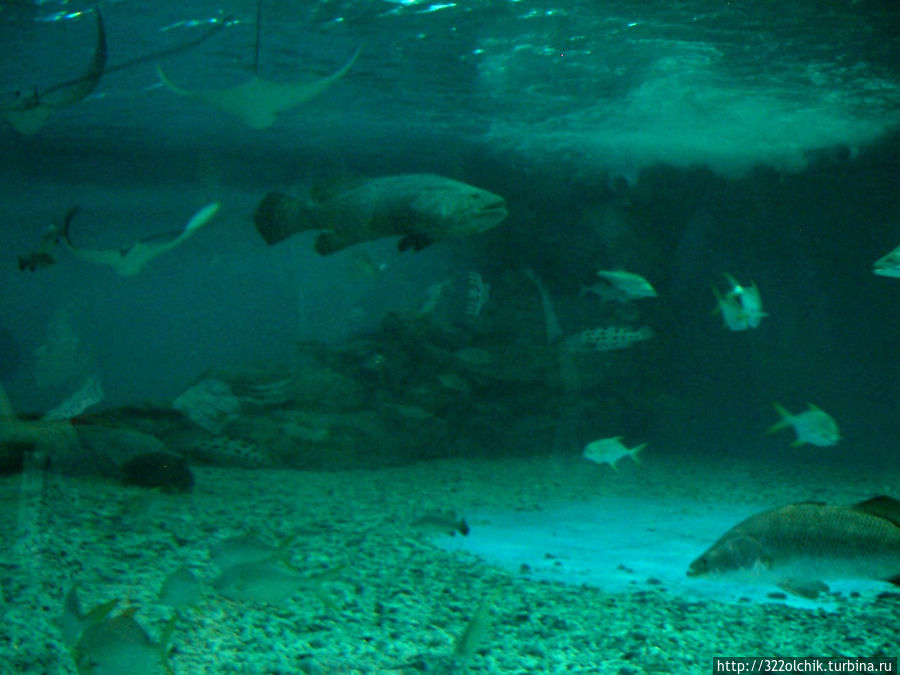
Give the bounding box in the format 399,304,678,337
687,496,900,598
253,174,508,254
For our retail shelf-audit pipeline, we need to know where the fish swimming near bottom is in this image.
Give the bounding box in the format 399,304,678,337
253,174,508,254
62,586,175,675
687,496,900,598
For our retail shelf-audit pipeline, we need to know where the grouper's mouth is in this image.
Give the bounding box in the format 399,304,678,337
477,199,508,222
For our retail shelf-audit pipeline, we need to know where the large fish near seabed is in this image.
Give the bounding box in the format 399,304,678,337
687,497,900,598
253,174,508,254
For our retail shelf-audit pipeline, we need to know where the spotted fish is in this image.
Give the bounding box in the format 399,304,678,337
253,174,507,254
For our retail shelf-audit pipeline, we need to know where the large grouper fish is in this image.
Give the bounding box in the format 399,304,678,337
687,496,900,598
253,174,508,254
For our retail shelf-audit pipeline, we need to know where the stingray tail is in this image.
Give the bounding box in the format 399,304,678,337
253,192,316,245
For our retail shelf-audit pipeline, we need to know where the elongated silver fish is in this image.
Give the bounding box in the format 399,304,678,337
687,497,900,597
253,174,507,254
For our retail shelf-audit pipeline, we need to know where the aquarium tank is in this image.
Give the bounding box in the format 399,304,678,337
1,0,899,672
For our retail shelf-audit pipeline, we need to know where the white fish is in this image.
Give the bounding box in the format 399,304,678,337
712,287,750,331
712,274,766,331
768,403,841,447
724,274,766,328
873,244,900,277
582,436,645,469
595,269,657,299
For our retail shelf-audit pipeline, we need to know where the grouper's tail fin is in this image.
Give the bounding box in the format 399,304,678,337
253,192,315,245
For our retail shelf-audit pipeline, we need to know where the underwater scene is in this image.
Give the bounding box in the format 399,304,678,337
1,0,900,672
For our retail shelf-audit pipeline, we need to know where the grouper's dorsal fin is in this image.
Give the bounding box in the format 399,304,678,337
853,496,900,528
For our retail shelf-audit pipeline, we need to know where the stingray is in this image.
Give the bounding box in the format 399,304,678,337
157,0,360,129
2,11,229,135
60,201,221,277
2,9,107,135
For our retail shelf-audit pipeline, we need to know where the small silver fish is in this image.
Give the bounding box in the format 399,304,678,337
594,269,657,299
768,402,841,447
209,533,295,569
712,274,766,331
63,586,175,675
213,560,343,605
582,437,645,469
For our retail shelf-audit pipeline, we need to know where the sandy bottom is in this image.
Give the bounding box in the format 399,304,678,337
2,451,898,673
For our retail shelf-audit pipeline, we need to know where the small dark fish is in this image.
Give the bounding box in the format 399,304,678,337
688,496,900,596
253,174,507,254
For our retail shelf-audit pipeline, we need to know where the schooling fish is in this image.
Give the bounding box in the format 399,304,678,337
60,202,221,277
687,497,900,597
253,174,507,254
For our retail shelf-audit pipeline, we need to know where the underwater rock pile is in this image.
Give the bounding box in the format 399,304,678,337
2,266,660,475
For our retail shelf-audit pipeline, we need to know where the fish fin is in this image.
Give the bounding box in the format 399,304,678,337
806,403,823,412
853,496,900,528
776,578,829,600
766,403,792,434
790,439,805,448
314,231,350,255
630,443,646,463
397,233,434,252
723,273,741,293
156,66,195,98
182,201,221,236
253,192,315,245
158,612,178,671
59,207,81,249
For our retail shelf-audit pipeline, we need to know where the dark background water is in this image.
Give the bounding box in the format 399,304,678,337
0,0,898,465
